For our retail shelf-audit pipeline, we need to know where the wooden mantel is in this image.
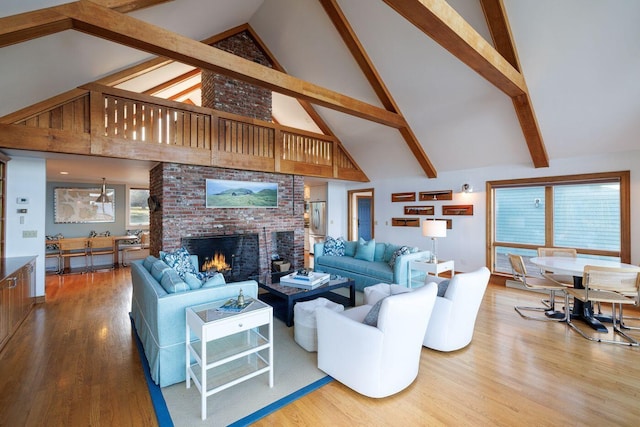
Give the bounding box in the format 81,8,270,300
0,83,368,182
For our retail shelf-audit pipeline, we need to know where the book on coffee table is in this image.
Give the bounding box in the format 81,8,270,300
279,272,331,290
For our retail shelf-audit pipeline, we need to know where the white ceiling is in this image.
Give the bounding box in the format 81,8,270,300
1,0,639,186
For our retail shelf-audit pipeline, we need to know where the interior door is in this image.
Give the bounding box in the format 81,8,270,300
357,196,372,241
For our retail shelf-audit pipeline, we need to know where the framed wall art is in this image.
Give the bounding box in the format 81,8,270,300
54,187,115,223
391,192,416,202
442,205,474,215
403,205,434,216
206,179,278,208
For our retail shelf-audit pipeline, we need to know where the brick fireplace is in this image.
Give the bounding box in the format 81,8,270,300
149,163,305,281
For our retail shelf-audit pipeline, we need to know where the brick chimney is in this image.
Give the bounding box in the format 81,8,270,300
201,30,273,121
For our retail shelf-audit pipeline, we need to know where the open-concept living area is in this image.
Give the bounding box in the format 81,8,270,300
1,1,640,425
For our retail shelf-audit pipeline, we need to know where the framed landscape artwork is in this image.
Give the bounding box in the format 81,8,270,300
54,187,115,223
206,179,278,208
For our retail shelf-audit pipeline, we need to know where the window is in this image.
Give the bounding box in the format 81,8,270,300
487,171,630,275
126,187,150,229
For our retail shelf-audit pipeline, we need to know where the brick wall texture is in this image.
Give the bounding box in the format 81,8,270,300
201,30,273,121
149,163,305,278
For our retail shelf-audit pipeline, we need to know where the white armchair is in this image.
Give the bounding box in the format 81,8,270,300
423,267,490,352
316,282,437,398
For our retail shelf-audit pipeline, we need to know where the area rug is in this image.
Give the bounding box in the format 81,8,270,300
133,316,332,426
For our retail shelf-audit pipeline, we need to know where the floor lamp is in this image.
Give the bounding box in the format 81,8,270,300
422,220,447,263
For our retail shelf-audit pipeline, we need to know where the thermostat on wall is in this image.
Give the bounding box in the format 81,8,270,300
17,197,29,204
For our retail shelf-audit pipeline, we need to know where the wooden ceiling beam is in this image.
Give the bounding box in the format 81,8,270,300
54,1,404,128
0,0,170,48
319,0,436,178
143,68,200,96
480,0,548,167
382,0,526,97
384,0,548,168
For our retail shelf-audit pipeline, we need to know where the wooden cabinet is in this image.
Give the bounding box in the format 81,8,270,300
0,152,9,259
0,257,36,352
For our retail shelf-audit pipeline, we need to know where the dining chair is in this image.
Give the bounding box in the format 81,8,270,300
508,254,568,321
58,238,89,274
88,236,115,271
536,247,577,286
565,265,640,346
618,263,640,332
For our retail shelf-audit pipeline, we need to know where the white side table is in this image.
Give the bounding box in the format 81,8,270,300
186,298,273,420
408,259,455,288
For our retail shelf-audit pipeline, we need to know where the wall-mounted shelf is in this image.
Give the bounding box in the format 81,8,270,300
391,192,416,202
391,217,420,227
403,205,434,216
442,205,473,216
419,190,452,201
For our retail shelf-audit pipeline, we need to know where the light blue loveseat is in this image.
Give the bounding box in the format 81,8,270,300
130,256,258,387
313,241,429,291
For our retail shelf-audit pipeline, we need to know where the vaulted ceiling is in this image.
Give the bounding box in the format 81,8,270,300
1,0,638,186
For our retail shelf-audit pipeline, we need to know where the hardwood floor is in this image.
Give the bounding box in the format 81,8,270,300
1,269,639,426
0,269,155,427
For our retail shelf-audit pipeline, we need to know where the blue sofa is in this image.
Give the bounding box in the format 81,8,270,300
130,256,258,387
313,240,429,291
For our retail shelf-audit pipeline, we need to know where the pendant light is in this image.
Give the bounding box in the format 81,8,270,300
96,177,111,203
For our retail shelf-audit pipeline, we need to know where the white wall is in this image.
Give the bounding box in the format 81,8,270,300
6,156,47,297
335,150,640,273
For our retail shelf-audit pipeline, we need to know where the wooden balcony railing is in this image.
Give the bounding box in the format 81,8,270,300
0,83,367,182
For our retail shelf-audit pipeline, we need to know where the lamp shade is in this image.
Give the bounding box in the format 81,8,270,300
422,220,447,238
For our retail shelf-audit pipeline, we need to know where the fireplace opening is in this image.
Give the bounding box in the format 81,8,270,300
182,234,259,282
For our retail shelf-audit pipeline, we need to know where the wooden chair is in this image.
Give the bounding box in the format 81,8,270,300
565,265,640,346
88,236,115,271
508,254,567,321
58,238,88,274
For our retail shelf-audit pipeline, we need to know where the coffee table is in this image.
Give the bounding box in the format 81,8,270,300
258,275,356,326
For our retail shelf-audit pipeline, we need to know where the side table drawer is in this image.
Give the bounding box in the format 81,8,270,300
205,309,270,340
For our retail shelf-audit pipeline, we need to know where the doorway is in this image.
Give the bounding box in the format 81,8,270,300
348,188,374,241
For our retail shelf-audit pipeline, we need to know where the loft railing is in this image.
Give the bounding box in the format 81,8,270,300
4,83,366,181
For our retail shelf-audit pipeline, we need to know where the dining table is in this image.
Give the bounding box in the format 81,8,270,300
530,256,638,332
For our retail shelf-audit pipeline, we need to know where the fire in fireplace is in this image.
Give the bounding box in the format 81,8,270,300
182,233,259,282
202,252,231,273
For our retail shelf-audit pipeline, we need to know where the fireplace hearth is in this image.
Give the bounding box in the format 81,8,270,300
182,234,259,282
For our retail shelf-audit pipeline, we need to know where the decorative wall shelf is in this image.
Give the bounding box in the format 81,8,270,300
442,205,474,216
391,217,420,227
403,205,434,216
419,190,452,201
391,192,416,202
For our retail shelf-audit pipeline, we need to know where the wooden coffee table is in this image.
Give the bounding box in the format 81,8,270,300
258,275,356,326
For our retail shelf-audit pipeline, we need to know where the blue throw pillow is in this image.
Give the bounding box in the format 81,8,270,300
436,279,450,297
323,236,345,256
202,272,226,288
160,269,190,293
150,259,171,282
184,272,203,290
162,247,198,279
344,241,357,257
143,255,158,271
383,244,401,262
363,297,386,327
388,246,410,268
354,238,375,262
